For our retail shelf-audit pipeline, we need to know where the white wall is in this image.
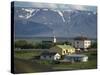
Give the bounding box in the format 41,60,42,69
84,40,91,48
73,40,91,49
54,53,61,60
82,56,88,62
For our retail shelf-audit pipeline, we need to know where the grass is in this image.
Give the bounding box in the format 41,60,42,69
14,58,52,73
14,50,42,59
52,50,97,70
52,60,97,70
14,50,97,73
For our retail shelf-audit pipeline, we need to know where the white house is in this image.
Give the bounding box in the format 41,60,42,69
40,52,61,60
63,54,88,62
72,36,91,50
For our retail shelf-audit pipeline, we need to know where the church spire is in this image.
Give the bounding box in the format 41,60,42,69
53,35,56,43
53,31,56,43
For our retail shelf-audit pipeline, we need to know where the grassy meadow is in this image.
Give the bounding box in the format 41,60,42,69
14,50,97,73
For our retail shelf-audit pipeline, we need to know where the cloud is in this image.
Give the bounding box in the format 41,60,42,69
69,5,87,10
15,1,97,12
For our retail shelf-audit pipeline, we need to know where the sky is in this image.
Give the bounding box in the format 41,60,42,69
14,1,97,12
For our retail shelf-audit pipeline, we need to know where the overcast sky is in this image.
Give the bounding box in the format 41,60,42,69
14,1,97,12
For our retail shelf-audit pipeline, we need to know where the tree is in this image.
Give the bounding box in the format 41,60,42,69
64,41,71,45
90,41,97,48
14,40,34,49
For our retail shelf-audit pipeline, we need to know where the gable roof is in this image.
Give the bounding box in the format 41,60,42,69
56,45,75,50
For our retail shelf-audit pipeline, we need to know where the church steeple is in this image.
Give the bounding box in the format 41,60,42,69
53,31,56,43
53,35,56,43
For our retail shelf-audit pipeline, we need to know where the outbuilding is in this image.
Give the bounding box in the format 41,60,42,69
40,52,61,60
64,54,88,62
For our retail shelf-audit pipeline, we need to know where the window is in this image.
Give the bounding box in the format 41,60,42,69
88,42,90,44
77,41,79,44
43,56,46,58
63,51,66,54
49,56,52,58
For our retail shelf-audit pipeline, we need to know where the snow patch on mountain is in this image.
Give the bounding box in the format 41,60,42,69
56,10,65,22
18,8,40,19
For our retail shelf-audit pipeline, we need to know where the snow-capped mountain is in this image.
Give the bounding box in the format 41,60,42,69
13,7,97,38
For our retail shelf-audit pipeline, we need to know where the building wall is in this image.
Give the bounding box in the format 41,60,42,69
40,53,61,60
62,48,75,55
64,56,88,62
73,40,91,49
54,53,61,60
74,40,84,48
81,56,88,62
84,40,91,48
68,48,75,54
51,46,75,55
40,56,54,60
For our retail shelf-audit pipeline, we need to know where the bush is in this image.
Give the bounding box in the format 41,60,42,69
14,40,34,49
51,60,60,64
90,41,97,48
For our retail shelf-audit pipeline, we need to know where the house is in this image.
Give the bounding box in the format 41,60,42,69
40,52,61,60
63,54,88,63
51,44,75,55
72,36,91,51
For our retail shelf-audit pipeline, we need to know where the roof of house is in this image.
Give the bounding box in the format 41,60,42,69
65,54,88,58
56,45,75,50
40,52,58,56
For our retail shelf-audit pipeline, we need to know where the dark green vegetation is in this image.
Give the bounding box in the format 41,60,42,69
90,41,97,48
15,40,34,49
14,50,97,73
14,40,71,49
15,50,42,59
14,40,54,49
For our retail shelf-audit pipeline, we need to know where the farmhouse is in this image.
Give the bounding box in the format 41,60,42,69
63,54,88,62
51,44,75,55
40,52,61,60
72,36,91,50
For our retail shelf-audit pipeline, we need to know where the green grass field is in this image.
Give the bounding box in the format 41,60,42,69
14,50,42,59
14,50,97,73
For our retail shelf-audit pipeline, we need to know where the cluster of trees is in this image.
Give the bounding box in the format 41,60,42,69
14,40,54,49
14,40,34,49
14,40,72,49
56,41,71,45
90,41,97,48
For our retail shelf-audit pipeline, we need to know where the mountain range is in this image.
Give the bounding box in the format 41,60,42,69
13,7,97,38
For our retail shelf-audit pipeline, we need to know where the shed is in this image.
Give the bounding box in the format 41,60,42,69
40,52,61,60
64,54,88,62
